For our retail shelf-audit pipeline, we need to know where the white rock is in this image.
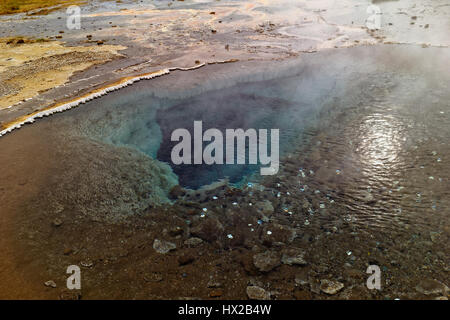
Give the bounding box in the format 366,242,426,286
320,280,344,295
246,286,270,300
153,239,176,254
44,280,57,288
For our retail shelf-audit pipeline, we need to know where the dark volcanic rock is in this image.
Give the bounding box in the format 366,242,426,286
190,218,224,242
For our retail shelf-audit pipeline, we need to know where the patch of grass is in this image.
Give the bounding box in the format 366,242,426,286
0,0,86,15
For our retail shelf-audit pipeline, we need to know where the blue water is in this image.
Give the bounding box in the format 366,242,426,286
53,46,450,195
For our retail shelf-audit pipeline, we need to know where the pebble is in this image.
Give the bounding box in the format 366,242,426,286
361,191,374,203
169,226,184,237
207,279,223,288
144,272,163,282
415,279,449,296
246,286,270,300
80,259,94,268
319,280,344,295
429,231,440,243
44,280,57,288
184,237,203,247
153,239,176,254
52,218,63,227
209,289,223,298
281,248,307,266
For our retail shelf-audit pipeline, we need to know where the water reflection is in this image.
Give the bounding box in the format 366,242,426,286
356,112,404,170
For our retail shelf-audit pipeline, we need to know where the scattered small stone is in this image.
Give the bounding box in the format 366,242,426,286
44,280,57,288
184,237,203,247
320,280,344,295
207,279,222,288
52,218,63,227
415,279,448,296
209,289,223,298
144,272,163,282
429,231,440,243
246,286,270,300
361,191,374,203
169,226,184,237
153,239,176,254
80,259,94,268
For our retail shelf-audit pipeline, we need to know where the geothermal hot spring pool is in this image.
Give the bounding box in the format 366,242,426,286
0,45,448,299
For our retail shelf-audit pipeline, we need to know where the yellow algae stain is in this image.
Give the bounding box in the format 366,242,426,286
0,59,239,137
0,0,86,15
0,40,126,110
0,69,170,133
